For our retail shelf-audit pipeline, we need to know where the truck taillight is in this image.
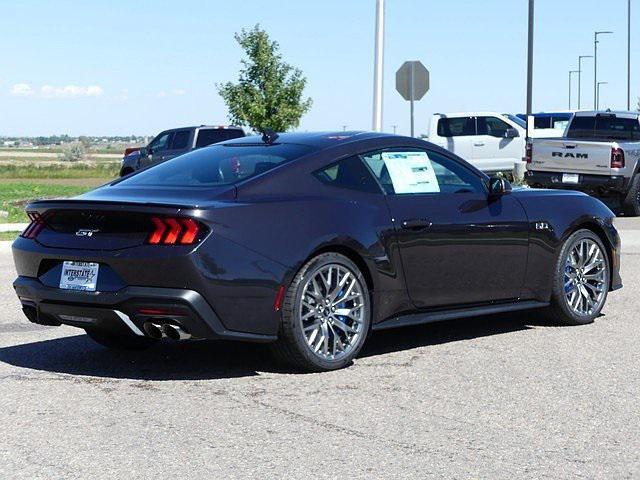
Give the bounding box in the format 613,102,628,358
611,147,625,169
525,142,532,164
147,217,203,245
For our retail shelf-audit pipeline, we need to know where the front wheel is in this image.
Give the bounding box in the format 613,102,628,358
545,229,610,325
85,328,158,351
270,253,371,372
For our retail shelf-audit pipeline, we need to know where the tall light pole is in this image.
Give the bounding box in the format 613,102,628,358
628,0,632,110
372,0,385,132
597,81,608,109
569,70,579,109
526,0,534,139
594,30,613,109
577,55,592,109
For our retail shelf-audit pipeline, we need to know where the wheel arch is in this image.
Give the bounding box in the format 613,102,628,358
305,244,375,294
565,220,616,288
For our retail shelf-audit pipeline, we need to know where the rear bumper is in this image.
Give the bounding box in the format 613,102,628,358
13,276,277,343
525,170,628,196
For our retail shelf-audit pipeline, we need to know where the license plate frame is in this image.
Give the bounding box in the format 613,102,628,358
562,173,580,184
59,261,99,292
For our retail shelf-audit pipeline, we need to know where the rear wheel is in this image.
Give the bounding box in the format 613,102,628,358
545,229,610,325
85,328,158,351
622,174,640,216
270,253,371,372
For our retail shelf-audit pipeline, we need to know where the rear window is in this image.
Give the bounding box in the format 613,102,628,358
568,115,640,140
195,129,244,148
117,143,314,187
437,117,476,137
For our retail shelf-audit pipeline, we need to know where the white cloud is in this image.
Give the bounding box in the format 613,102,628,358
40,84,104,98
10,83,35,97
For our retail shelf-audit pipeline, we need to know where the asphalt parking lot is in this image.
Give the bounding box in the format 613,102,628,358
1,220,639,479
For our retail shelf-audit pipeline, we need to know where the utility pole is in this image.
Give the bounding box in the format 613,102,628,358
578,55,592,109
594,31,613,109
526,0,534,139
372,0,385,131
569,70,579,109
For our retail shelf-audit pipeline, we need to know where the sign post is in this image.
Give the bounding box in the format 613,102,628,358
395,61,429,137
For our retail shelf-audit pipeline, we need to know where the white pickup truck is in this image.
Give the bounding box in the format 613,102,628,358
428,112,526,174
525,111,640,215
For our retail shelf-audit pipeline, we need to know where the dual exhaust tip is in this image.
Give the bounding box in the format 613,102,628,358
143,321,191,340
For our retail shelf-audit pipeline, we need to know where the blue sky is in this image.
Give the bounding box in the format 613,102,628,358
0,0,637,137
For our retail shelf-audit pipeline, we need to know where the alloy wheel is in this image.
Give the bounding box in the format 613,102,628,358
298,264,366,360
563,238,608,315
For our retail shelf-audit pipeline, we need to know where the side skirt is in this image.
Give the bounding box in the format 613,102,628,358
372,300,549,331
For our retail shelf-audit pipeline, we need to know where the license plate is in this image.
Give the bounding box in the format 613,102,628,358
59,261,99,292
562,173,579,184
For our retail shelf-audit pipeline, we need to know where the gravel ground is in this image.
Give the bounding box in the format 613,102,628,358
0,221,639,479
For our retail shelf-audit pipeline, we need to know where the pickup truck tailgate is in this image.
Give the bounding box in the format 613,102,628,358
531,139,611,175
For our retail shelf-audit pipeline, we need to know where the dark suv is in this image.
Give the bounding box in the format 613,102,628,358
120,125,245,176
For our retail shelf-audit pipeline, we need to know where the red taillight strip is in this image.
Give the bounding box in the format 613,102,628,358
21,212,48,239
146,216,203,245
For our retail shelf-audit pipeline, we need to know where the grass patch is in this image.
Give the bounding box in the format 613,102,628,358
0,183,94,223
0,163,120,179
0,231,18,241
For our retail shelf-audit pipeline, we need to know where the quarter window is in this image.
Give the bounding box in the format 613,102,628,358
361,149,484,195
314,156,381,194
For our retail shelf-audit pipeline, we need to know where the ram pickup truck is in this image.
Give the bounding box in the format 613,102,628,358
525,111,640,215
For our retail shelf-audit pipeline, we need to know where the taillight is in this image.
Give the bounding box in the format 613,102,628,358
147,216,203,245
20,212,47,239
525,141,533,164
611,147,625,169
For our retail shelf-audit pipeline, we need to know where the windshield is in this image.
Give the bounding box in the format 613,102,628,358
568,115,640,141
505,114,526,128
117,143,314,187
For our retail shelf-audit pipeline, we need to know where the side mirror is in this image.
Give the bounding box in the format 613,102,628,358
504,128,519,139
488,176,512,196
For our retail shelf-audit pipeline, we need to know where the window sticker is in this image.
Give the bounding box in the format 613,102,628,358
381,151,440,194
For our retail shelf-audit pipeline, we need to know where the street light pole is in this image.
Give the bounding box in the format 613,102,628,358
594,31,613,110
569,70,579,109
372,0,385,132
526,0,534,139
597,81,608,109
628,0,632,110
578,55,592,110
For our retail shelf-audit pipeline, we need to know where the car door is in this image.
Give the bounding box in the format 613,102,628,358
473,116,524,172
361,147,529,309
143,131,173,168
159,129,192,162
434,116,475,161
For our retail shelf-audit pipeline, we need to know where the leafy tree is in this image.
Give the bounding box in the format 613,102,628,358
58,143,86,162
217,25,312,132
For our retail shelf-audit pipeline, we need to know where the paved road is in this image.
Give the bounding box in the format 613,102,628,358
1,221,639,479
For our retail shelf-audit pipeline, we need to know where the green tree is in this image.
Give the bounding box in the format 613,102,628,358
217,25,312,132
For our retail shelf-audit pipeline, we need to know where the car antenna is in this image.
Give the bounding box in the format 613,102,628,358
261,129,279,144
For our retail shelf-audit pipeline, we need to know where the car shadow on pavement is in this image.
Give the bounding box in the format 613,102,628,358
0,311,556,380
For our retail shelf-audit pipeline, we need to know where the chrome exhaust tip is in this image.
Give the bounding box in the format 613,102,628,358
162,323,192,341
143,322,164,339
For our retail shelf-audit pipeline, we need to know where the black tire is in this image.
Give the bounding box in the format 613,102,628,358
544,229,610,326
622,174,640,216
270,252,371,372
85,328,158,351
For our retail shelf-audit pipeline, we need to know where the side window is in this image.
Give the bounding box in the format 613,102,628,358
361,149,484,195
477,117,511,137
196,129,244,148
313,156,381,194
170,130,191,150
437,117,476,137
149,132,173,152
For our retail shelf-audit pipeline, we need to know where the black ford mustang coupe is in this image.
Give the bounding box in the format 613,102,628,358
12,132,622,371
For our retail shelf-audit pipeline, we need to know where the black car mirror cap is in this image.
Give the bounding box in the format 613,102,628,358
488,176,512,196
504,128,519,139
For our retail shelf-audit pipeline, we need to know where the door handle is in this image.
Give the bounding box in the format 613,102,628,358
400,219,432,231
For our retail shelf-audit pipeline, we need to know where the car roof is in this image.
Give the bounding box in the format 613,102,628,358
221,131,395,149
573,110,639,118
162,125,244,132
